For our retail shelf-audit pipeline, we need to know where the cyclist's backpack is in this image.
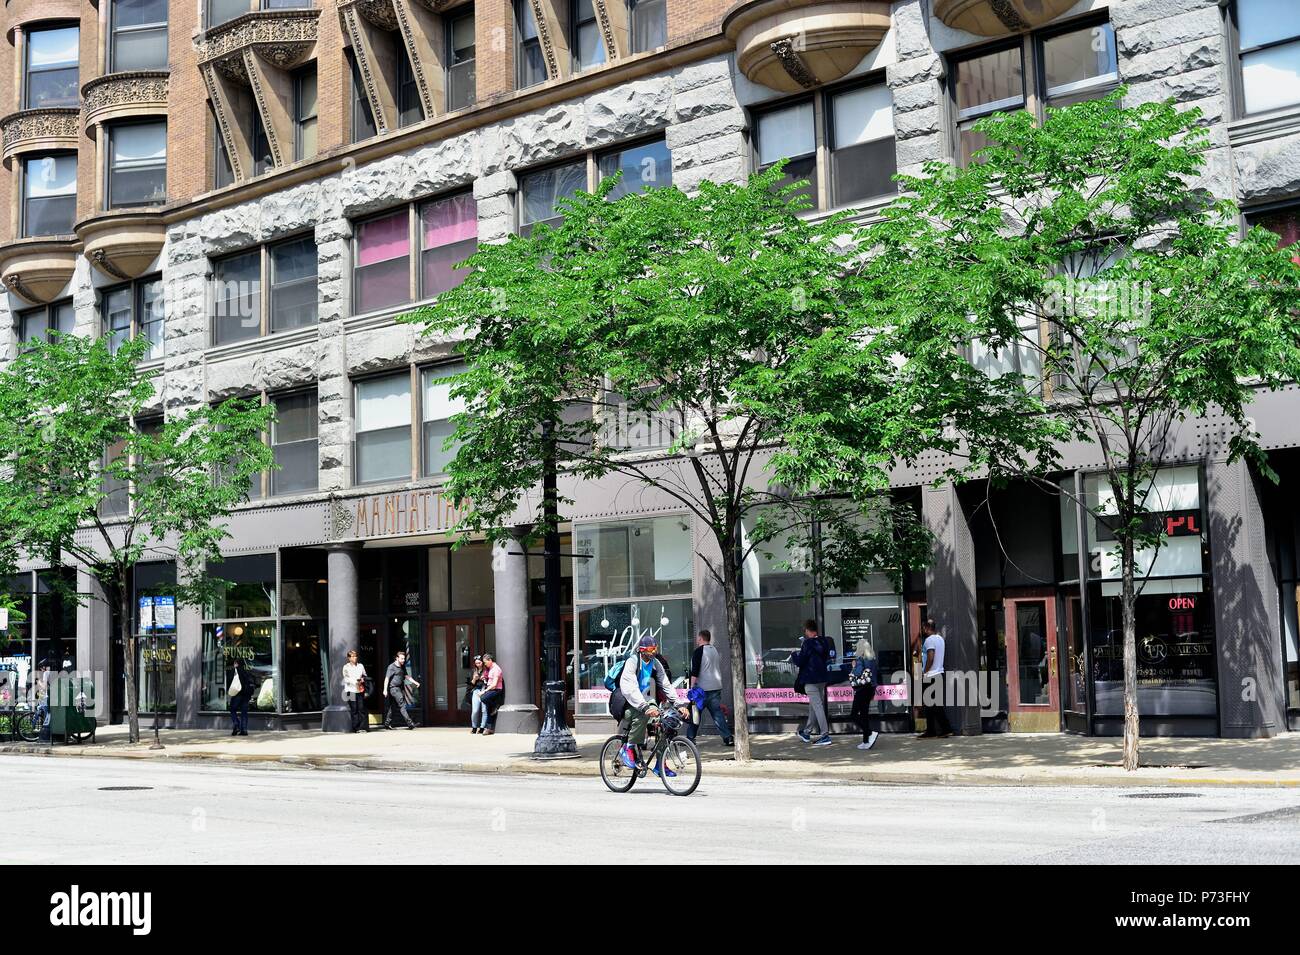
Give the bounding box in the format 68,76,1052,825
603,654,632,692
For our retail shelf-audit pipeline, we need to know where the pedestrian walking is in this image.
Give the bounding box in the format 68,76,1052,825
342,649,369,733
849,637,880,751
686,629,733,746
476,652,503,734
466,654,486,733
383,649,418,729
917,618,953,739
228,656,254,736
790,619,832,746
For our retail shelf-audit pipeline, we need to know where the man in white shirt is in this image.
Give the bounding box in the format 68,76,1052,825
918,618,953,739
686,629,733,747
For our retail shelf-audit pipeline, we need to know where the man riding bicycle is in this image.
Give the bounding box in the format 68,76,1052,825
615,634,689,776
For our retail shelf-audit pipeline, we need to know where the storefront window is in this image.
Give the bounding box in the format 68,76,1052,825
576,598,693,716
200,620,276,713
281,620,325,713
1083,466,1216,718
134,561,176,713
574,515,692,600
207,553,277,619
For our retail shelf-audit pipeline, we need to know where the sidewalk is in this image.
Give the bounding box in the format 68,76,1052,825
3,724,1298,787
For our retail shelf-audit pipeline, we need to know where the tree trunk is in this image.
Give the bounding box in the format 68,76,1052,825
722,549,751,763
117,575,140,745
1120,535,1140,771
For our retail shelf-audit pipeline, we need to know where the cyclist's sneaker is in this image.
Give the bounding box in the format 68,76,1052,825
796,730,812,743
620,744,638,770
813,734,833,746
653,759,677,779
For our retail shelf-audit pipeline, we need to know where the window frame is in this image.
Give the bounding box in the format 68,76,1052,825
351,189,478,317
16,299,75,347
515,0,547,90
947,13,1119,165
353,368,416,487
1229,0,1300,118
517,135,673,234
101,274,166,360
750,74,896,213
293,64,318,161
397,45,424,128
349,49,379,143
269,388,319,496
420,361,467,478
20,152,77,238
109,0,169,73
23,23,80,110
210,233,319,347
446,6,476,112
571,0,605,73
105,119,168,210
628,0,667,55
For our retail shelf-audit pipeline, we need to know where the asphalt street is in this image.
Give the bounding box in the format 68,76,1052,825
2,755,1296,864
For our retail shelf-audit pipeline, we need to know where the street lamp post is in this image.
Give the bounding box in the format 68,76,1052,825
533,420,577,758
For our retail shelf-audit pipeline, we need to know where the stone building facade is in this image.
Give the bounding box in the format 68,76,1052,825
1,0,1298,738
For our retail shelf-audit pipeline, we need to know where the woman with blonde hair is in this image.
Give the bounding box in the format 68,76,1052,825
848,636,880,751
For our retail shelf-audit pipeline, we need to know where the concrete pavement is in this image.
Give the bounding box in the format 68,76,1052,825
4,754,1298,864
4,724,1299,788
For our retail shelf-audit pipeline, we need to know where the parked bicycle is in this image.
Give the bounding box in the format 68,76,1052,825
600,705,701,796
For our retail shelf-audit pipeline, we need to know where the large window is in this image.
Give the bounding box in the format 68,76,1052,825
21,154,76,237
17,301,75,345
353,193,478,315
107,121,167,209
574,516,694,716
201,554,278,714
516,0,547,89
355,372,413,485
753,79,896,211
952,18,1118,165
110,0,168,72
294,65,318,161
446,8,476,112
1233,0,1300,115
24,26,79,109
271,390,318,495
572,0,606,72
211,234,318,345
628,0,666,54
135,561,177,714
102,275,165,360
520,138,672,233
421,363,465,476
1082,466,1216,718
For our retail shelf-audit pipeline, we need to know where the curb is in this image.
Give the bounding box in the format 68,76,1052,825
3,743,1297,788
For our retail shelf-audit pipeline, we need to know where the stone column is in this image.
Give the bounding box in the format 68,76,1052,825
322,544,361,733
922,482,982,735
175,599,202,729
77,569,112,726
492,531,538,734
1207,457,1285,737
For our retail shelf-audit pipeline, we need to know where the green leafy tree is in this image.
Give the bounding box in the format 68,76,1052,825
0,334,273,743
859,90,1300,769
405,167,1047,760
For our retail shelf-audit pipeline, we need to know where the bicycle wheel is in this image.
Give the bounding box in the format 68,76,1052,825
657,737,701,796
16,711,40,743
599,735,638,793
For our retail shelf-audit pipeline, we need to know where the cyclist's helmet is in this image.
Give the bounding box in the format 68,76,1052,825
637,634,658,655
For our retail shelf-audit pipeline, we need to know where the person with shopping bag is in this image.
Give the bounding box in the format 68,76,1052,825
228,657,254,736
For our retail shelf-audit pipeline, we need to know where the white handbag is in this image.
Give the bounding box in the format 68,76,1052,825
228,671,243,698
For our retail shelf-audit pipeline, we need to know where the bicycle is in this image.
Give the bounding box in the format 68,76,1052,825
13,702,43,743
599,705,701,796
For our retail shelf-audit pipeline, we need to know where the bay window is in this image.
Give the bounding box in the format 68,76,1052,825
21,154,76,237
952,18,1118,165
110,0,169,72
1233,0,1300,115
18,301,75,345
24,26,79,109
107,121,167,209
753,79,896,210
355,372,413,485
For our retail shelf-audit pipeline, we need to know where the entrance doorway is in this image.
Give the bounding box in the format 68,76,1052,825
423,617,494,726
1004,590,1061,732
533,614,575,728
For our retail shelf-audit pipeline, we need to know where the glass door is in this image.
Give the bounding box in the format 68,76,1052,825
1003,591,1060,732
424,618,479,725
1061,588,1089,732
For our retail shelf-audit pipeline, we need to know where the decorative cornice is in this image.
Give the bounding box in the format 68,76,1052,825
0,107,80,163
88,248,131,281
0,237,80,305
81,71,170,128
529,0,559,81
769,37,818,90
410,0,458,9
242,48,285,168
357,0,400,30
197,9,320,72
932,0,1079,37
200,66,245,182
